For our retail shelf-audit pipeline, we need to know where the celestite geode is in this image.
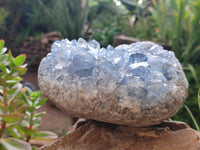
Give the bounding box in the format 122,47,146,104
38,38,188,126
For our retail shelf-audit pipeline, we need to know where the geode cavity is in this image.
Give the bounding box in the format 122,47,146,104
38,38,188,126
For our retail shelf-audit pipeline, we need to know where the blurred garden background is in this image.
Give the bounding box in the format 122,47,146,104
0,0,200,130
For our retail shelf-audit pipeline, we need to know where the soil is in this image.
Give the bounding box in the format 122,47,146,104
22,67,73,136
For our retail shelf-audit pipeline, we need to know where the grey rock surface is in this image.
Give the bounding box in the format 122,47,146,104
38,38,188,126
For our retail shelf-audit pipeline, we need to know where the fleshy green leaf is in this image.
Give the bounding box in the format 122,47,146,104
32,147,37,150
32,92,42,102
34,131,57,141
25,87,32,96
8,103,15,112
35,98,47,107
34,112,46,118
16,106,26,114
0,54,8,64
33,117,41,125
20,127,36,136
0,48,7,55
4,75,18,81
12,76,22,82
21,120,30,127
0,143,6,150
18,93,31,105
7,88,18,94
14,54,26,66
8,50,14,68
27,106,35,112
19,64,27,68
0,64,8,73
7,127,21,139
1,138,31,150
30,92,37,98
0,40,5,51
13,66,27,76
6,80,18,85
7,83,22,103
0,86,3,94
32,123,40,130
1,114,24,124
12,125,26,137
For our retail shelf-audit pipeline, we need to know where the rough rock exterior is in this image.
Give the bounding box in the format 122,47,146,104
38,38,188,126
39,120,200,150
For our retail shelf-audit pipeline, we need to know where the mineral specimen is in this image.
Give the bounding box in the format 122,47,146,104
38,38,188,126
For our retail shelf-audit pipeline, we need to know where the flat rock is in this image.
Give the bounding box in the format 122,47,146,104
38,39,188,126
39,120,200,150
113,35,171,50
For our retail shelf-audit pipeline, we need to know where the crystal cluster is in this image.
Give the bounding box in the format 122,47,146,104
38,38,188,126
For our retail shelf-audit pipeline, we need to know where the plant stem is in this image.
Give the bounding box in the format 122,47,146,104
26,136,31,143
29,111,33,130
0,121,6,138
2,83,8,113
26,111,34,142
0,83,8,138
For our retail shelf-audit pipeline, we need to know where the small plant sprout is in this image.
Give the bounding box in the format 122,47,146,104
0,40,57,150
18,87,57,143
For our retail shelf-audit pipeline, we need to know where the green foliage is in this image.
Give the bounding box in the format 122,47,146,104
172,64,200,129
184,104,199,131
17,87,57,143
0,0,199,130
91,14,120,47
124,0,200,65
0,0,55,54
149,0,191,62
0,8,9,33
0,0,31,53
183,88,200,131
116,0,200,128
0,40,57,149
39,0,88,39
90,0,128,46
1,138,31,150
19,1,55,39
183,0,200,64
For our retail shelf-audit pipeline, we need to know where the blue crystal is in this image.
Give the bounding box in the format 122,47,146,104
126,62,150,80
132,66,149,80
88,40,100,50
129,53,148,63
39,39,187,104
67,54,95,78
